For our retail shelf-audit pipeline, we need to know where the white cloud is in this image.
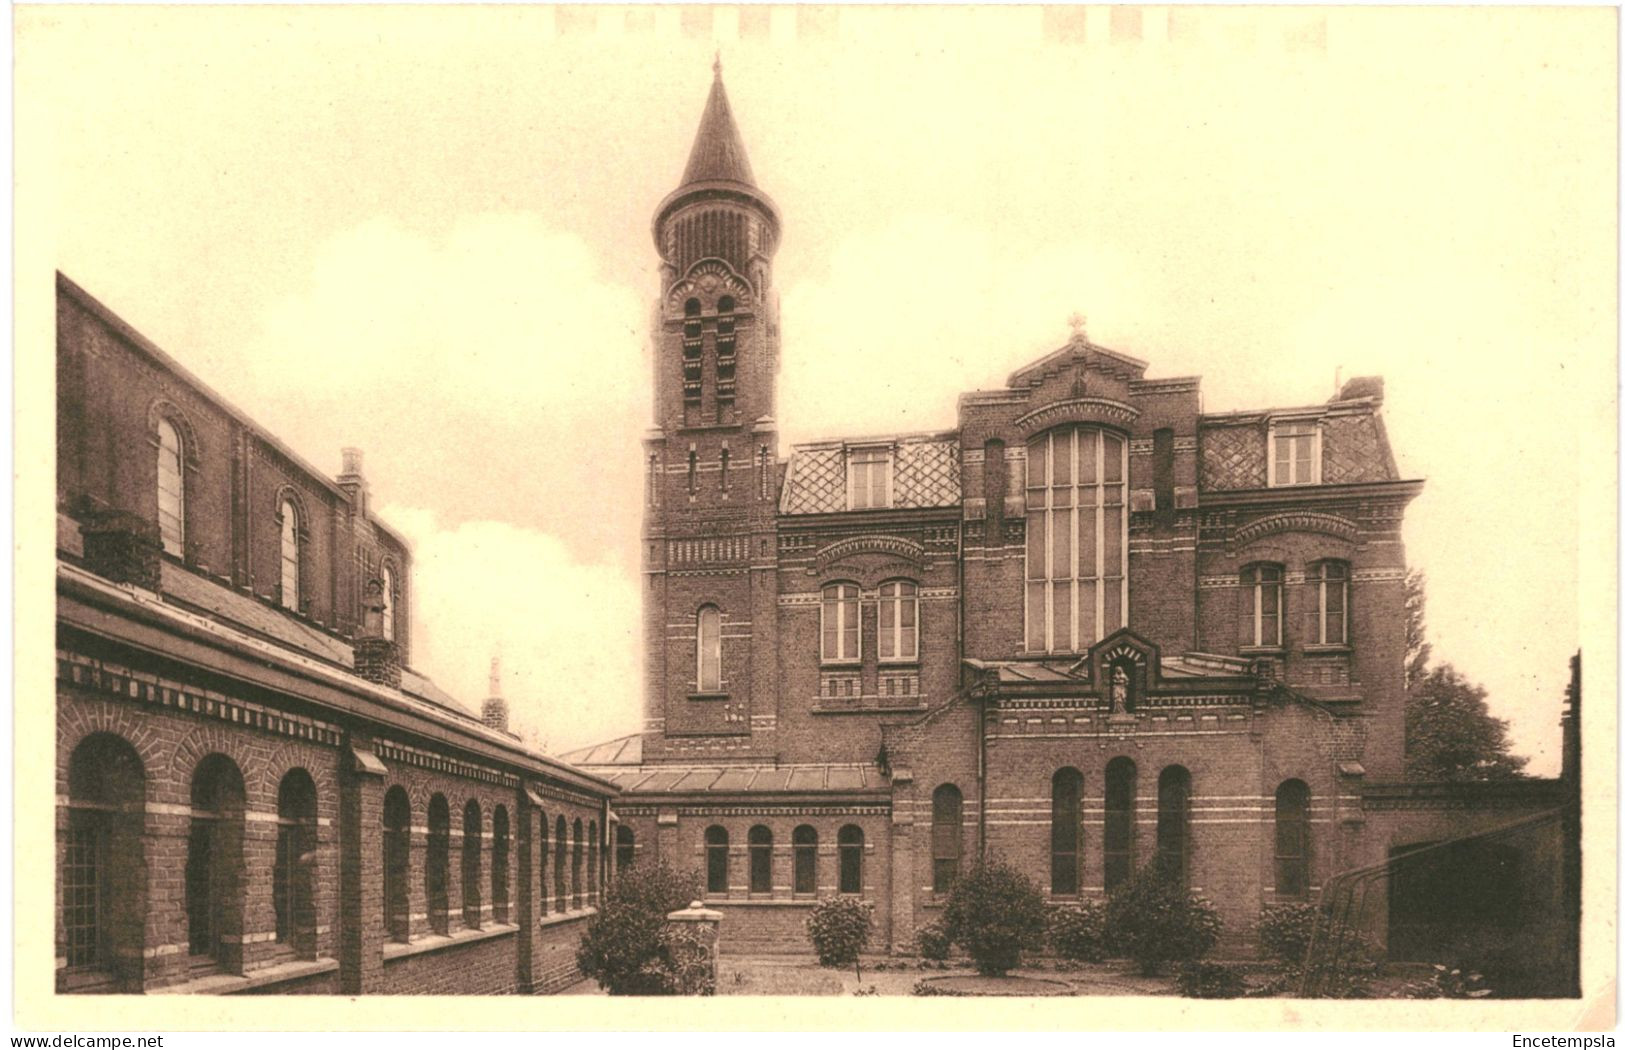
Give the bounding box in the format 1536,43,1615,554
382,503,642,757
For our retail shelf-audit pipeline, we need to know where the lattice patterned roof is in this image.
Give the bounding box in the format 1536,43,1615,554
780,438,961,515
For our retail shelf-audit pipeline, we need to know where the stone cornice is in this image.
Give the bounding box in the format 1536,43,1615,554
1014,397,1139,438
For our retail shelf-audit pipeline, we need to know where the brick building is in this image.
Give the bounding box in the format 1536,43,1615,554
565,68,1571,958
54,273,618,994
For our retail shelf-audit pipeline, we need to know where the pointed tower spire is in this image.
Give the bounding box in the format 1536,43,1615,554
679,59,757,189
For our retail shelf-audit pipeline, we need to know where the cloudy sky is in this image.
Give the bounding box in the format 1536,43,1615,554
20,6,1613,769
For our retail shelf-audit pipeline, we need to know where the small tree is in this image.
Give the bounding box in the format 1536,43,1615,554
916,919,951,962
806,896,874,979
941,862,1049,977
1103,860,1221,976
576,860,702,995
1256,903,1320,966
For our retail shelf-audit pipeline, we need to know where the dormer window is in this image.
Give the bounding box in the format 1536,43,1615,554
1269,420,1320,486
847,447,891,510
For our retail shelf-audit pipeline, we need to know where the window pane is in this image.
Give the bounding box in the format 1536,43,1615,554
1076,429,1097,484
1027,438,1047,494
1026,582,1046,651
1052,431,1072,486
1026,512,1046,579
1103,434,1123,483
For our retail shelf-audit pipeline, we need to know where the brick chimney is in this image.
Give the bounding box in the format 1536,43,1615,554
337,446,368,517
481,655,510,732
80,509,162,590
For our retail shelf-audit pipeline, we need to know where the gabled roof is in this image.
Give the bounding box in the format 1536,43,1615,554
679,66,756,189
559,732,643,767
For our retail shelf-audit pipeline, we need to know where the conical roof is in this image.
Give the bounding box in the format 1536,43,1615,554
679,63,756,188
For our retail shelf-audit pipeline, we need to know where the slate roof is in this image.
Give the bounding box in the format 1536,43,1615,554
573,762,887,798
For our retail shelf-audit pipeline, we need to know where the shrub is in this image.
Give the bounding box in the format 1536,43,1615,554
576,861,704,995
1256,903,1320,965
941,862,1049,977
806,896,875,973
916,920,952,961
1177,961,1247,999
1102,861,1222,976
1396,964,1493,1000
1048,901,1108,963
911,979,969,996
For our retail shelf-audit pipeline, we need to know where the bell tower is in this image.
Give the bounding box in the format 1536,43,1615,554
641,62,782,760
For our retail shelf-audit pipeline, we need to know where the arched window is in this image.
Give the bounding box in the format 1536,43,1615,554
1104,757,1137,891
571,818,584,909
931,784,963,892
1157,766,1192,889
1243,564,1284,648
588,820,599,906
1051,768,1083,895
156,417,185,557
705,825,729,895
792,825,818,896
820,583,860,663
63,734,146,989
747,825,773,894
838,825,864,894
186,755,245,966
382,565,397,643
426,794,450,934
1275,780,1311,898
879,581,919,662
491,806,509,924
462,800,482,929
615,825,635,874
273,770,318,957
1025,426,1128,653
1314,560,1349,645
536,812,550,917
553,815,567,910
279,498,301,611
382,787,411,941
696,605,722,692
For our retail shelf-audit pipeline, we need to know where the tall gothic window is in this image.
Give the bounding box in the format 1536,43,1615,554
615,825,635,874
1051,767,1083,895
792,825,818,895
748,826,773,894
1314,560,1350,645
571,819,584,909
1104,757,1137,892
462,800,482,929
156,417,185,557
588,821,599,906
838,825,864,894
705,826,729,895
382,787,411,941
1156,765,1192,889
931,784,963,892
273,769,318,957
1243,564,1284,648
427,795,450,933
820,583,860,663
491,806,509,924
1025,426,1128,653
536,812,550,916
553,815,567,911
279,498,300,611
185,755,245,965
696,605,722,692
1275,780,1311,898
878,580,919,662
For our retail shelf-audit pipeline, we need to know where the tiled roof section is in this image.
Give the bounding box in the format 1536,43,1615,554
781,437,961,515
680,70,756,188
558,733,643,767
160,560,354,667
587,764,886,796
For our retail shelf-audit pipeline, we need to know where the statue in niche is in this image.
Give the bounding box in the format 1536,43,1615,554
360,578,386,638
1109,664,1131,713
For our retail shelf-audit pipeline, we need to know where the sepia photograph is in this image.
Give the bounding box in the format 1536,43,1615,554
14,2,1617,1031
